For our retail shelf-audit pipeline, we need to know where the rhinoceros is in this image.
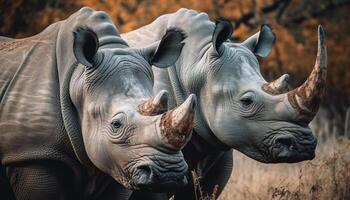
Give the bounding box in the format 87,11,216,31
122,8,327,199
0,7,198,199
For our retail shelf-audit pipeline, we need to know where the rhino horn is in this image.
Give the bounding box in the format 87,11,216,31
262,74,290,95
159,94,196,150
286,25,327,122
138,90,169,116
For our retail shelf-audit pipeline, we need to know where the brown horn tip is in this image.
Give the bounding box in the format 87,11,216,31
262,74,290,95
287,25,327,121
138,90,169,116
159,94,196,150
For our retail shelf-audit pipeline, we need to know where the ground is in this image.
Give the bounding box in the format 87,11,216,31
219,137,350,200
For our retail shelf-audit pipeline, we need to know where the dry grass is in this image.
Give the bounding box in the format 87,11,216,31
191,170,220,200
218,137,350,200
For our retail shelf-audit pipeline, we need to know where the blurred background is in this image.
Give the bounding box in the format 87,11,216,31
0,0,349,199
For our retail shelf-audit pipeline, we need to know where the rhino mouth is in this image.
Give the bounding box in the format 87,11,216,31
270,127,317,163
129,152,188,191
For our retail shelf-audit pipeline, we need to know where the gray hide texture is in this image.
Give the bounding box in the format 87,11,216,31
0,7,131,199
0,7,195,199
123,8,326,200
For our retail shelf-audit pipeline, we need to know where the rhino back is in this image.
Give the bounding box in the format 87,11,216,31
0,22,79,169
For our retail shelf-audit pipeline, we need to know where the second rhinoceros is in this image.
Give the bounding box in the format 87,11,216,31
0,7,197,199
122,8,326,199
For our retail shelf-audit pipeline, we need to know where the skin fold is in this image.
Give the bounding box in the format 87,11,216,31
122,8,327,200
0,7,197,199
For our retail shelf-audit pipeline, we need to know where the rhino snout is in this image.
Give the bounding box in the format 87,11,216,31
133,162,188,191
272,133,317,163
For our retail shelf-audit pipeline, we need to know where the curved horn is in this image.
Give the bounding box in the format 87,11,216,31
262,74,290,95
138,90,169,116
287,25,327,121
159,94,197,150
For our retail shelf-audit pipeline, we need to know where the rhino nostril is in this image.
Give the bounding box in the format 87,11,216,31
275,136,295,150
137,165,152,177
135,165,154,187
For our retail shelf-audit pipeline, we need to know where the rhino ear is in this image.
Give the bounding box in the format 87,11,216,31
143,27,186,68
212,18,234,55
242,24,276,58
73,26,99,68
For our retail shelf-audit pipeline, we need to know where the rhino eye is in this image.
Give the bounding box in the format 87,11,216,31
111,113,126,132
111,120,123,129
240,97,253,106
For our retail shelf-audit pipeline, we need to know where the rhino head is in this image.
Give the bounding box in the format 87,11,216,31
70,27,196,190
186,20,326,163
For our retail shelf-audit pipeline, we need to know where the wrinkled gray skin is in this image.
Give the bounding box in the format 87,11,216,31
122,8,326,199
0,7,196,199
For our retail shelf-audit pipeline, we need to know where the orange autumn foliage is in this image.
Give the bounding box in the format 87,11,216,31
0,0,349,100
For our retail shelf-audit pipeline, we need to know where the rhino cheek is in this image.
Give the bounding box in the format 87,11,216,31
210,112,273,161
85,134,113,171
89,139,138,187
81,124,128,178
210,112,247,148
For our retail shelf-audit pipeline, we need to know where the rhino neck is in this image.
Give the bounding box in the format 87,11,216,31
170,59,229,175
161,9,232,152
168,55,231,153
